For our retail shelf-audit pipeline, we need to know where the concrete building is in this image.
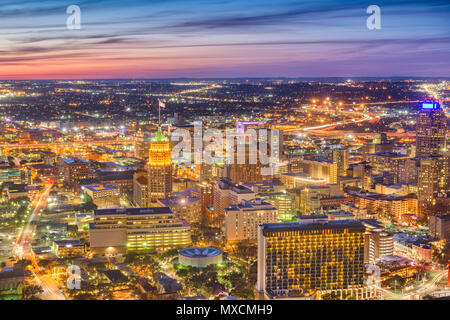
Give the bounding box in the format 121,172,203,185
63,158,89,188
348,191,417,222
225,199,278,242
300,159,338,184
52,239,87,258
361,220,394,264
366,152,408,182
212,178,255,218
430,214,450,241
148,130,173,204
332,148,349,177
417,154,449,219
281,173,327,189
299,184,345,215
83,184,120,209
157,192,202,224
89,207,191,254
133,172,148,207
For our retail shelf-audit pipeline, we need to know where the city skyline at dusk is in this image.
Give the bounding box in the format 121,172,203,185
0,0,449,306
1,0,449,79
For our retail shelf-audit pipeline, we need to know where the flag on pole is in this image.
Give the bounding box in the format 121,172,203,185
158,99,166,109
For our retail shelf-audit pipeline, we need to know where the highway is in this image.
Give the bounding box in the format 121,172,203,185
284,104,378,134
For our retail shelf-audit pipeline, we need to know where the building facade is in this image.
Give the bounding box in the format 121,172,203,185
257,219,366,299
148,130,173,204
225,199,278,241
89,207,191,254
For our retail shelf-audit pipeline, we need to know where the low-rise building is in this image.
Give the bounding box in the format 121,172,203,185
52,239,87,258
83,184,121,209
89,207,191,254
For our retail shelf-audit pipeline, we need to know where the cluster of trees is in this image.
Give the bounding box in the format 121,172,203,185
22,285,43,300
124,251,161,271
174,261,255,299
0,197,30,230
175,264,220,296
321,292,356,300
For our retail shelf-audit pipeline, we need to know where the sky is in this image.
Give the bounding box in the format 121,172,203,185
0,0,449,79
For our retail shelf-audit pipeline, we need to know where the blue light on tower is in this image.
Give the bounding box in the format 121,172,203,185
422,102,440,109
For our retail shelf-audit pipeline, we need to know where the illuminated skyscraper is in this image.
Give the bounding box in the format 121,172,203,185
257,218,367,299
416,101,447,158
148,129,172,205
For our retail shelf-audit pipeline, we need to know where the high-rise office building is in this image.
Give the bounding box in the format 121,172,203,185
148,129,173,204
259,192,296,222
62,158,90,188
224,130,280,183
134,128,149,159
132,171,148,208
416,101,447,158
225,198,278,241
430,214,450,241
366,152,408,182
417,154,449,219
398,158,420,185
257,218,366,299
332,148,349,177
300,159,338,184
83,184,121,209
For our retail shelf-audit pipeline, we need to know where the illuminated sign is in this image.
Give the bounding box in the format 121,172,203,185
422,102,440,109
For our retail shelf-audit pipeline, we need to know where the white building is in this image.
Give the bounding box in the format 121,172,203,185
225,198,277,241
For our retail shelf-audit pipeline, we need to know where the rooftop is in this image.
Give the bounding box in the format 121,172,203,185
83,184,119,192
262,219,365,234
226,198,276,211
151,129,169,142
63,158,88,165
94,207,174,216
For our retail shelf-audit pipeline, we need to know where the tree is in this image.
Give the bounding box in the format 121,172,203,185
22,285,44,299
321,292,340,300
73,293,96,300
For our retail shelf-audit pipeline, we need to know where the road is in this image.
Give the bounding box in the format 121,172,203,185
13,183,67,300
0,138,130,150
284,104,378,134
31,270,66,300
378,269,448,300
14,183,53,259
